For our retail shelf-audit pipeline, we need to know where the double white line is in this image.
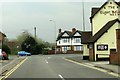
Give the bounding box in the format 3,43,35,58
0,57,28,79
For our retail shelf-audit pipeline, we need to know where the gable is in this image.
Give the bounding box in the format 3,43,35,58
91,0,120,19
62,33,69,37
74,32,81,36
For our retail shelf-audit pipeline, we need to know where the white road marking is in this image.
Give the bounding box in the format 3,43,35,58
48,57,51,59
0,57,28,79
2,59,17,68
64,58,120,78
58,74,65,80
45,60,48,63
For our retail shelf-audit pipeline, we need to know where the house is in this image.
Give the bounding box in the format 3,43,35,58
81,0,120,61
56,28,83,53
81,31,92,60
0,32,6,49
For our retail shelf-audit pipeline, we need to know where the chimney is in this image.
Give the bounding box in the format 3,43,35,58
59,28,62,33
72,28,76,33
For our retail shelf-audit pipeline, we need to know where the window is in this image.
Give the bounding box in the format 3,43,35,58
64,46,67,51
74,38,81,43
62,46,69,51
63,38,70,43
74,46,82,51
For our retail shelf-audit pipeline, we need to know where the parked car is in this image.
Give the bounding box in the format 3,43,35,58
2,51,9,60
17,51,31,56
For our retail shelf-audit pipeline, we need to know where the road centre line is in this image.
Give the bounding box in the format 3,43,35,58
58,74,65,80
64,58,119,78
0,57,28,80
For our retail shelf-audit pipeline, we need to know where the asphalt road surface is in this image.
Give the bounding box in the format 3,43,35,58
5,54,118,80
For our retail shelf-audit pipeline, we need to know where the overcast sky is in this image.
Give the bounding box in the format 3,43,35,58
0,0,119,43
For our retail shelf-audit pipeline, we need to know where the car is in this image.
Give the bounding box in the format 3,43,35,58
2,51,9,60
18,51,31,56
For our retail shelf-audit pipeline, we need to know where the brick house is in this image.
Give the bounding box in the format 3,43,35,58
56,28,83,53
0,32,6,49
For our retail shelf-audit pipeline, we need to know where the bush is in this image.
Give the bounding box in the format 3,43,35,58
42,49,49,55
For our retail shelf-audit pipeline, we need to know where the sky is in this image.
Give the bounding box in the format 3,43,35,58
0,0,119,43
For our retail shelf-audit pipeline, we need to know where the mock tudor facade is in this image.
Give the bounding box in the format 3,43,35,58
56,28,83,53
82,0,120,61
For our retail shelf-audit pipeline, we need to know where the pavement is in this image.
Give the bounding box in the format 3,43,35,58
0,56,26,76
65,56,120,75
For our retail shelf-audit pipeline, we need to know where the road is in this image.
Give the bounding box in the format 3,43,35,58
4,54,118,80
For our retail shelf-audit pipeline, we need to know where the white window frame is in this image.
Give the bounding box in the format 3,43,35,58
74,38,81,43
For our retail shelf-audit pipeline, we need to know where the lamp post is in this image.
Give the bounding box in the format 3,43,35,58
49,20,56,54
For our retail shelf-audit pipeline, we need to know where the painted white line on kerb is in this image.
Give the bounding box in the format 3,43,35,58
58,74,65,80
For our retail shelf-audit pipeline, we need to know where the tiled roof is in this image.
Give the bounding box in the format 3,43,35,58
89,19,120,43
56,30,82,41
0,32,6,37
81,31,92,44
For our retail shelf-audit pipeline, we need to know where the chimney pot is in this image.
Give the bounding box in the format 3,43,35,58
59,29,62,33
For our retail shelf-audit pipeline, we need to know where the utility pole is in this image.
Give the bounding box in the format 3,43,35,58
34,27,36,38
82,0,85,31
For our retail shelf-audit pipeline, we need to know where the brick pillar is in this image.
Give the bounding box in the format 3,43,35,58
116,29,120,53
71,45,74,51
116,29,120,65
89,44,95,61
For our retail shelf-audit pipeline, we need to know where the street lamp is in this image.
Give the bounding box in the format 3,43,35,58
49,20,56,54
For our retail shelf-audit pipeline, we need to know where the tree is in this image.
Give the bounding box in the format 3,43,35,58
2,44,11,54
21,36,37,54
32,44,45,54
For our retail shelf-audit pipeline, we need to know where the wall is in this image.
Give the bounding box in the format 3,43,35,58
83,44,89,59
94,22,119,61
0,33,4,49
110,29,120,65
